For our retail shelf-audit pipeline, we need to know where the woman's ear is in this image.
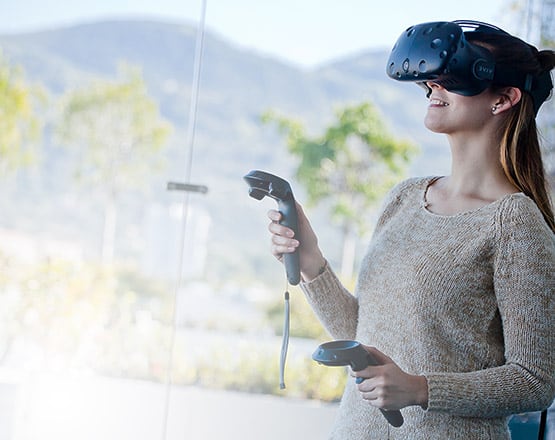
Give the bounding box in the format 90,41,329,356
492,87,522,114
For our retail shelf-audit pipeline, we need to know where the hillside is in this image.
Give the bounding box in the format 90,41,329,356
0,19,450,284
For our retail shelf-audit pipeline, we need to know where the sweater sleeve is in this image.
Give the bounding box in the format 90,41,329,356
301,178,425,339
298,178,421,340
300,262,359,340
425,196,555,417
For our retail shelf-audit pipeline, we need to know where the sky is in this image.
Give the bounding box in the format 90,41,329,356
0,0,519,68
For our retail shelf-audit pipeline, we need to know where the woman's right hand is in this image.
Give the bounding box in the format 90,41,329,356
267,203,326,282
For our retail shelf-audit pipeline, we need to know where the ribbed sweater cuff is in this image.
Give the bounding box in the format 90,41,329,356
424,373,457,413
300,260,339,300
424,373,491,415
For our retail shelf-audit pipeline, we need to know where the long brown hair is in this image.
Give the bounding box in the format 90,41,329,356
468,32,555,232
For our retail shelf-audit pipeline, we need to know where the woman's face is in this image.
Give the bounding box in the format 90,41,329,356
423,82,497,135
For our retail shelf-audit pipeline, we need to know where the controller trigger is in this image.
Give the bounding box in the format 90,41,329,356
248,188,266,200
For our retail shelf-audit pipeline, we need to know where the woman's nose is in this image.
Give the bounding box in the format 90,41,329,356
426,81,443,90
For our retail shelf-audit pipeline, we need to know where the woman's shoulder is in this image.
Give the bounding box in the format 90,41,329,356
498,192,546,221
496,192,554,238
374,176,437,227
384,176,437,204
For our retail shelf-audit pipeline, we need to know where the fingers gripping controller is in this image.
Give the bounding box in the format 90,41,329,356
243,170,301,285
312,340,404,428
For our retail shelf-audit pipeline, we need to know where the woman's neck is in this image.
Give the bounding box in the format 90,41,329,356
424,133,519,215
446,132,517,200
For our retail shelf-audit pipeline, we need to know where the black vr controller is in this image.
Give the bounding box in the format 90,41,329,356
243,170,301,285
312,340,404,428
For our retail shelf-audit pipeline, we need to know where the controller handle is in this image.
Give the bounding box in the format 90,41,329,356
312,340,404,428
243,170,301,285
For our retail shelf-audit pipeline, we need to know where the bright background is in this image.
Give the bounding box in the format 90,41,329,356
1,0,510,67
0,1,551,440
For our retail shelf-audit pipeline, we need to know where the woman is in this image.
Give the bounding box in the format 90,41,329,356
267,22,555,439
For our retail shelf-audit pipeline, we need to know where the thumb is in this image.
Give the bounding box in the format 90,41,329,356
363,345,394,365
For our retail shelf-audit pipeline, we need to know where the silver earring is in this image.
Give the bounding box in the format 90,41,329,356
491,105,498,114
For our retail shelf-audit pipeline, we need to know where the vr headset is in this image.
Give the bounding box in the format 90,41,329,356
386,20,553,114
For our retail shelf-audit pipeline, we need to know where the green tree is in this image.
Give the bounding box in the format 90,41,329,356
56,65,172,263
263,102,417,278
0,52,44,174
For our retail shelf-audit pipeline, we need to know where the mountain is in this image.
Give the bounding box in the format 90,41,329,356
0,20,450,284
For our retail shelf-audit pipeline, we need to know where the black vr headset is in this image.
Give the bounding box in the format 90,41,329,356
386,20,553,115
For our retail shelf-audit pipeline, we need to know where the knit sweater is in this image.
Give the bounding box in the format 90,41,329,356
301,177,555,440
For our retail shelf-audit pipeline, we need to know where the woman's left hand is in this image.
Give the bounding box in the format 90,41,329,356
354,345,429,411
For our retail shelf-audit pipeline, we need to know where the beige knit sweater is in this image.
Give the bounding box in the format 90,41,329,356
301,177,555,439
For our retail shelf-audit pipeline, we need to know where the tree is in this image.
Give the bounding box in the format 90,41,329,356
56,65,172,263
0,52,44,175
263,102,417,279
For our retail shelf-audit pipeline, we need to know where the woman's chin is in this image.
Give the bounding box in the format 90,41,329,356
423,118,444,134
